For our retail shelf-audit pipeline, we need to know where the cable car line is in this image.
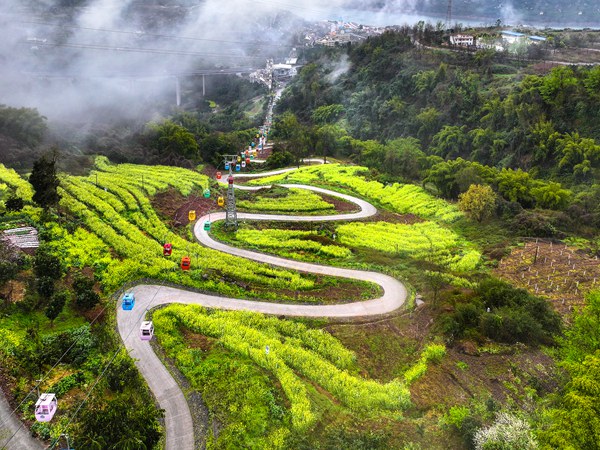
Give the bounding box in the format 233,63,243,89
0,302,110,432
19,40,267,60
44,282,167,450
16,18,292,49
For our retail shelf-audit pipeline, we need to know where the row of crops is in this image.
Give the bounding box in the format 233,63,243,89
237,187,337,214
227,221,481,273
0,163,34,201
152,304,444,448
250,164,462,222
56,157,317,295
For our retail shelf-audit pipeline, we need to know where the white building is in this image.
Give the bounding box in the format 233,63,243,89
450,34,475,46
501,30,526,44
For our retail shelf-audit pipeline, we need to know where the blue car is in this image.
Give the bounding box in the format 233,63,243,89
122,293,135,310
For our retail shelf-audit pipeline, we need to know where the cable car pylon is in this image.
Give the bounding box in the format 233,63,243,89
222,155,238,230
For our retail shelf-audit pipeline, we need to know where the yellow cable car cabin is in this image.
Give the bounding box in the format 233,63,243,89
217,196,224,206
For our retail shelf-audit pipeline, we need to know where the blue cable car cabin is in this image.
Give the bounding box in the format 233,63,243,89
122,293,135,310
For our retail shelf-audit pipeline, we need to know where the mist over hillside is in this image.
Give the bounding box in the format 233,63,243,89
0,0,315,123
0,0,597,126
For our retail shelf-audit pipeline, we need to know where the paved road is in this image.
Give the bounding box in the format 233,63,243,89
116,176,408,449
0,392,44,450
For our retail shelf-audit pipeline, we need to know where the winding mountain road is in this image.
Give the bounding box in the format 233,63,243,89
115,174,409,449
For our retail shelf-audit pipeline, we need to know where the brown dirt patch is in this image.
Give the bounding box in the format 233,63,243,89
0,279,26,303
370,210,424,224
152,187,224,228
410,345,557,411
182,329,215,352
495,240,600,318
318,193,359,213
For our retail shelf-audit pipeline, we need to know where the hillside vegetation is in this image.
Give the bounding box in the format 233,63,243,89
0,26,599,450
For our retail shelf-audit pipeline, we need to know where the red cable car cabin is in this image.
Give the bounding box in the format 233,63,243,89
181,256,191,270
163,243,172,256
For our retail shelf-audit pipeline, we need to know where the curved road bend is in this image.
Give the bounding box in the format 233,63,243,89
117,180,407,450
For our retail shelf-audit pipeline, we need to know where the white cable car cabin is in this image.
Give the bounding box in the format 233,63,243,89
140,321,154,341
35,393,57,422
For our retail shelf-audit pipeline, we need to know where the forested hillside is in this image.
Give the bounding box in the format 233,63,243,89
275,30,600,240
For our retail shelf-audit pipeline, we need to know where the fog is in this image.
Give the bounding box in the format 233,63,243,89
0,0,346,123
0,0,597,125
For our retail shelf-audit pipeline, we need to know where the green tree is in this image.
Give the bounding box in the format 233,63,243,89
45,290,67,324
37,276,55,301
415,107,441,145
431,125,469,159
383,137,425,180
5,196,24,212
531,181,571,210
458,184,497,222
75,393,163,450
72,273,100,310
147,120,199,161
29,151,60,210
0,105,47,147
33,247,62,280
557,132,600,179
495,168,534,207
315,125,346,163
312,104,344,124
539,292,600,449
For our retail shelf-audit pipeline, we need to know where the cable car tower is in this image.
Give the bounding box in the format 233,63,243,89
222,154,239,230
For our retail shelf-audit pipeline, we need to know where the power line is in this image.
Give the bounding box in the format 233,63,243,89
17,18,291,49
46,283,167,450
0,302,109,433
19,40,267,60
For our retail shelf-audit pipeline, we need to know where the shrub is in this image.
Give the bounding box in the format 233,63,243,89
72,273,100,310
473,412,538,450
41,325,95,366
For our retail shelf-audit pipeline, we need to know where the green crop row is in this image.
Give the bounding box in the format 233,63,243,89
153,305,412,430
93,156,206,196
336,221,481,273
234,228,352,259
250,164,462,222
58,160,317,294
0,163,33,200
237,188,335,213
